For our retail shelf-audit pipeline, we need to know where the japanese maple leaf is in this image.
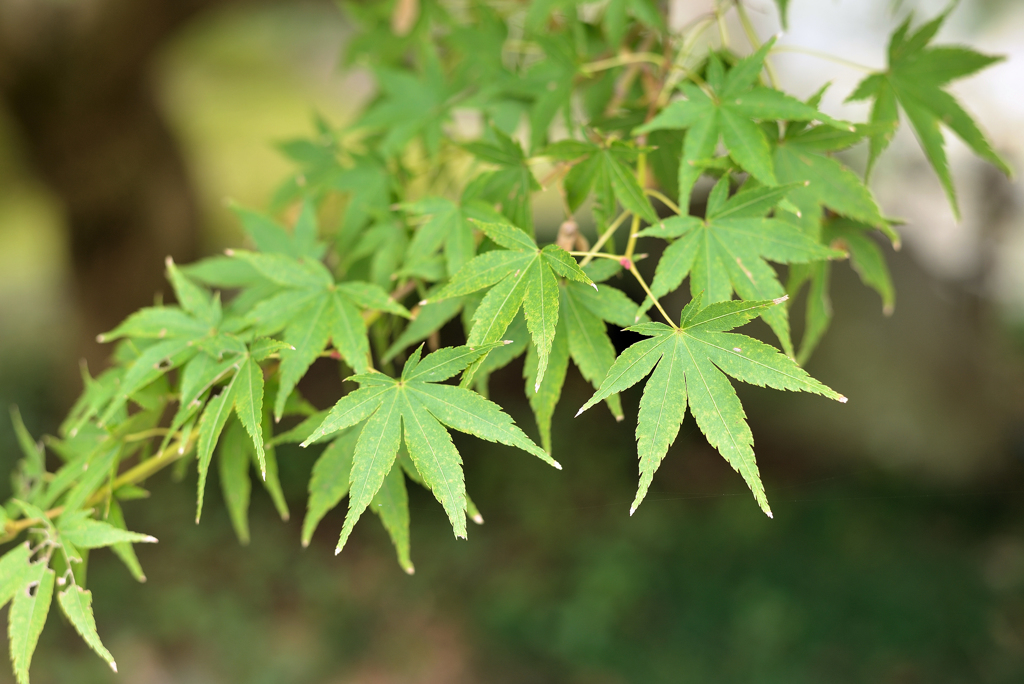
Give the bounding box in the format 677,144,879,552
577,295,845,517
300,344,557,559
544,138,659,231
425,220,594,390
636,37,851,202
462,128,541,232
846,6,1011,218
230,250,410,421
399,197,506,282
637,176,843,356
97,259,251,426
526,272,645,452
356,53,454,158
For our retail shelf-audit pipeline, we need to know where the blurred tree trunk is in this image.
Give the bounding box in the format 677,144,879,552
0,0,248,371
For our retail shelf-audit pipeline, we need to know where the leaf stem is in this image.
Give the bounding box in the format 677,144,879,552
628,262,677,329
769,45,876,72
644,188,682,215
734,1,779,89
657,17,716,107
0,429,198,542
624,153,648,260
121,428,171,443
715,0,731,49
581,52,665,75
567,251,622,261
578,210,631,267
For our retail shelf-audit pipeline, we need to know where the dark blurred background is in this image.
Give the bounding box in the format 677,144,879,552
2,0,1024,682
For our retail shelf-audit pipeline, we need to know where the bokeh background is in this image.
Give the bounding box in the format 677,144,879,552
2,0,1024,681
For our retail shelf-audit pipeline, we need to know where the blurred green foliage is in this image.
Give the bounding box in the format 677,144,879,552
1,2,1022,682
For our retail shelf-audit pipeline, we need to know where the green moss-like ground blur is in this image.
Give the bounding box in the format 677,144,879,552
1,2,1024,682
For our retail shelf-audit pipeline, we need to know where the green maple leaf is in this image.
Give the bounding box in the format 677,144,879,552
602,0,665,45
637,37,852,203
526,275,645,452
400,197,505,281
637,176,843,355
193,349,271,522
97,258,250,425
773,0,790,29
356,51,454,158
788,217,896,363
520,36,578,151
462,128,541,232
8,557,54,684
57,586,117,673
774,118,895,237
846,5,1011,218
230,249,410,420
546,138,659,231
300,344,557,561
231,199,326,261
425,220,594,391
577,295,845,517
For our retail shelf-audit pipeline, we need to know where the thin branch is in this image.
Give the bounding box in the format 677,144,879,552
769,45,876,72
121,428,170,443
734,1,779,89
567,251,623,261
628,262,677,329
715,0,731,49
1,428,198,541
645,188,683,216
578,210,631,267
624,153,648,260
656,17,716,108
581,52,665,75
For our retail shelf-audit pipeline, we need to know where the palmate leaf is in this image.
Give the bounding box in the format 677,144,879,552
602,0,665,45
95,260,246,424
57,586,117,673
399,197,505,282
9,560,53,684
56,510,158,549
846,5,1011,218
774,120,893,236
383,294,463,363
219,419,253,545
546,138,658,229
105,499,146,583
525,280,645,452
577,295,845,517
426,221,593,390
356,56,454,158
230,199,326,261
301,429,358,547
462,128,540,232
637,176,843,355
789,218,896,363
637,38,852,203
194,350,274,522
400,198,473,280
231,249,410,420
301,344,555,564
0,545,32,611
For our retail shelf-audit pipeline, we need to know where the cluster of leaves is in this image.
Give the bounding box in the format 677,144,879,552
0,1,1009,681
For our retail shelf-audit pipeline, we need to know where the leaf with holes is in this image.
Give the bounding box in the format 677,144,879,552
232,249,410,420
